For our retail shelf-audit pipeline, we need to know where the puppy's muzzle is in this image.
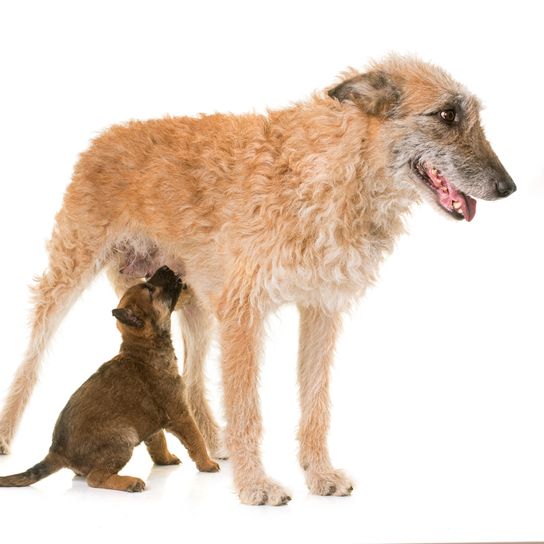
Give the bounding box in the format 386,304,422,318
147,266,184,309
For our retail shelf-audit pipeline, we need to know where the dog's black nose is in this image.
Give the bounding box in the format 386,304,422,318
495,177,516,198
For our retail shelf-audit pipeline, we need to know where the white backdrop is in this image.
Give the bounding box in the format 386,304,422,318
0,1,543,543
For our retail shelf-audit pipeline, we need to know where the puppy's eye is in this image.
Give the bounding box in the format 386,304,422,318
439,109,457,123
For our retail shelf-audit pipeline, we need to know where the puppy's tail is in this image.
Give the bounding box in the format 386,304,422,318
0,451,64,487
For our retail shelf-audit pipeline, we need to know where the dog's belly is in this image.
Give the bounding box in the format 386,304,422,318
113,237,186,279
109,235,224,312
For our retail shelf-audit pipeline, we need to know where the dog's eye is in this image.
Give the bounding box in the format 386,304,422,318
143,284,155,294
439,109,457,123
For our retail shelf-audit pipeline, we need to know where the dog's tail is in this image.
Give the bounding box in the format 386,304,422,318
0,451,64,487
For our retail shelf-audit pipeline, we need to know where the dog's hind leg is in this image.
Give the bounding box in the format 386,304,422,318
106,262,142,298
178,298,227,459
0,212,109,454
297,305,353,496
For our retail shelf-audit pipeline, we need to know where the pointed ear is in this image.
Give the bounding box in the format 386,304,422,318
112,307,144,329
328,70,401,117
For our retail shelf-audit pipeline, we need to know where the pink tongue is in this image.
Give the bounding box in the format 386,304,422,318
438,185,477,222
463,194,477,222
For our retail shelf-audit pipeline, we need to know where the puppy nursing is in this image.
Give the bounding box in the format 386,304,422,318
0,55,517,504
0,267,219,492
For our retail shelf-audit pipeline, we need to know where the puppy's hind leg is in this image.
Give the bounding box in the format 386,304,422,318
86,469,146,493
0,211,110,453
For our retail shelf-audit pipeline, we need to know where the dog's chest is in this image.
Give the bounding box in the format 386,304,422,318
264,228,396,312
262,183,413,312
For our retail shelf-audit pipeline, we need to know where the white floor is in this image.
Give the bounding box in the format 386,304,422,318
3,423,544,544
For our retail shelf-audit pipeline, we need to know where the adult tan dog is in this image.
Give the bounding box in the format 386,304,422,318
0,55,516,505
0,266,219,492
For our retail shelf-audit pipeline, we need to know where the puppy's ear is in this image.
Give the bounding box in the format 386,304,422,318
112,307,144,328
328,70,401,117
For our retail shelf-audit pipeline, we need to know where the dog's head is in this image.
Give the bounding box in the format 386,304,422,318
112,266,185,338
328,55,516,221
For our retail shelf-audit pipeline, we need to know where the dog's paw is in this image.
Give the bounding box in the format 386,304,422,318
209,431,229,460
197,459,220,473
305,469,353,496
239,479,292,506
0,434,10,455
125,478,146,493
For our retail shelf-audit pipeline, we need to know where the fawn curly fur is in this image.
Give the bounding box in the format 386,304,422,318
0,55,515,505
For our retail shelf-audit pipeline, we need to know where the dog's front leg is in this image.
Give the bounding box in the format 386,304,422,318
297,305,353,496
219,294,291,506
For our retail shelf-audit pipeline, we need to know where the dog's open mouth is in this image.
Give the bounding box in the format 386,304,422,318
413,161,477,222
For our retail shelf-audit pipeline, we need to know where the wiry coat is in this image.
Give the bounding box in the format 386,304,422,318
68,95,414,313
0,55,515,505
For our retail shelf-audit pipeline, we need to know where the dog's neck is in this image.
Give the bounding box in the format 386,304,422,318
253,98,421,312
119,328,176,369
274,97,418,249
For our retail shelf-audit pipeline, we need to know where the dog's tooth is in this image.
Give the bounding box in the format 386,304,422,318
452,201,461,210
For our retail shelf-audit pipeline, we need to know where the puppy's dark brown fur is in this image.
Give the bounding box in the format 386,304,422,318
0,266,219,492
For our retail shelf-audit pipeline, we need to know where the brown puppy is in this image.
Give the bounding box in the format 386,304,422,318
0,266,219,492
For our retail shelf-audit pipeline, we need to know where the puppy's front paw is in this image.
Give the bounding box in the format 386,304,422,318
239,479,291,506
305,468,353,496
197,458,220,472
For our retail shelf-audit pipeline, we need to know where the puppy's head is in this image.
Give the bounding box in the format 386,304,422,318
112,266,185,338
328,55,516,222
